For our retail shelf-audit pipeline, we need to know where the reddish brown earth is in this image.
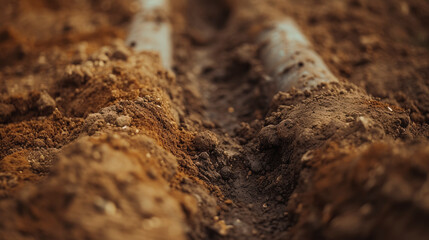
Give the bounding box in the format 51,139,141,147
0,0,428,239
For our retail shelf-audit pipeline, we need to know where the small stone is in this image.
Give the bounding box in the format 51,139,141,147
212,220,232,236
116,116,132,127
220,166,233,180
258,125,279,147
199,152,210,160
112,47,130,61
37,91,56,114
345,116,355,122
304,90,311,97
103,111,119,124
356,116,371,130
91,51,110,62
94,197,117,215
52,108,63,120
193,131,219,151
301,150,314,162
84,113,104,134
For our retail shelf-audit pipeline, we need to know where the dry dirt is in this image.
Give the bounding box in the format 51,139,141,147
0,0,429,239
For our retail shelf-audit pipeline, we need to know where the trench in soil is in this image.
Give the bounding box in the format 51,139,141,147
174,1,291,238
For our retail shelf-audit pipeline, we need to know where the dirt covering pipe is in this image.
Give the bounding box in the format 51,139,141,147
259,18,338,91
126,0,172,69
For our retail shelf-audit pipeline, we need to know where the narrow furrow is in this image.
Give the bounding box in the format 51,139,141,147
171,1,292,239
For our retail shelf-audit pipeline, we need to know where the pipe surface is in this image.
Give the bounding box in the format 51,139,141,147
126,0,172,69
259,18,337,91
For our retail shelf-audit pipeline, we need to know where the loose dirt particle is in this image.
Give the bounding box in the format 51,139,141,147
198,152,210,160
36,91,56,114
112,47,130,61
116,115,132,127
193,131,219,151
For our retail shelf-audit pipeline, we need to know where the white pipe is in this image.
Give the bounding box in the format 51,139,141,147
126,0,172,69
259,18,337,91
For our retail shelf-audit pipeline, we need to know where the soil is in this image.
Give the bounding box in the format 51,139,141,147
0,0,428,240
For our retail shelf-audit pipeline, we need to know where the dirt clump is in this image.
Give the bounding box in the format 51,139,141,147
0,134,190,240
288,142,429,240
194,131,220,151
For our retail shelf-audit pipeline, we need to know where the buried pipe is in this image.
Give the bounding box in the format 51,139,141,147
126,0,172,69
258,18,338,92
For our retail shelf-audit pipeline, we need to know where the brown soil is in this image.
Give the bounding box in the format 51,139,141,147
0,0,428,239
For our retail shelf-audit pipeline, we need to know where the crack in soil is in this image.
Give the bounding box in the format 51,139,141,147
174,1,291,238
